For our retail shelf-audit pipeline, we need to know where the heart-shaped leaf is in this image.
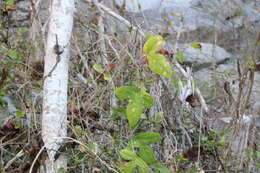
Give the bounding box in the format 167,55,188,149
147,53,173,77
143,35,164,54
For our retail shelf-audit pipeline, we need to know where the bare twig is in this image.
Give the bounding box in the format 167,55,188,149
58,137,119,173
4,150,24,170
92,1,145,37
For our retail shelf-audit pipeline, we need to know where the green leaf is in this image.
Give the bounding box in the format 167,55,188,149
127,140,142,149
191,42,202,50
134,158,152,173
120,149,137,161
133,132,162,144
143,35,164,54
58,168,66,173
151,163,172,173
87,142,99,154
256,151,260,158
126,96,144,127
147,53,173,77
15,111,25,119
137,145,157,164
17,28,28,35
93,64,104,73
103,72,112,80
176,51,185,64
115,86,140,100
139,90,153,108
111,107,126,120
7,49,19,59
6,0,14,9
121,161,137,173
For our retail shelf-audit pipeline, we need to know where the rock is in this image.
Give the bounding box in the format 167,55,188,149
10,1,31,27
0,95,19,126
115,0,161,13
180,42,232,65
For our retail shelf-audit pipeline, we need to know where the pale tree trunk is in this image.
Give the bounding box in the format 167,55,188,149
42,0,75,172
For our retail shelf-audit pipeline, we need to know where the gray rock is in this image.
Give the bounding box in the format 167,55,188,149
180,42,232,64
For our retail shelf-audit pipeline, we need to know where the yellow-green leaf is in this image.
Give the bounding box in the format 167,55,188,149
147,53,173,77
7,49,19,59
176,51,185,64
121,161,136,173
6,0,14,9
151,163,172,173
93,64,104,73
133,132,162,144
134,157,152,173
126,96,144,127
139,90,153,108
120,149,137,160
191,42,202,50
103,72,111,80
115,86,140,100
143,35,164,54
137,145,157,164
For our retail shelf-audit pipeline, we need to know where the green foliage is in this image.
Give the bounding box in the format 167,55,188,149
6,0,15,9
115,86,171,172
151,163,172,173
136,145,157,164
126,96,144,127
147,53,173,77
133,132,161,144
139,90,153,108
7,49,19,60
244,148,260,168
111,106,126,120
115,86,140,100
93,63,104,73
143,35,173,78
74,125,87,137
58,168,66,173
92,63,112,81
176,51,185,64
115,34,174,173
245,58,255,69
15,111,25,119
120,149,138,160
103,73,112,80
115,86,153,127
191,42,202,50
143,35,164,54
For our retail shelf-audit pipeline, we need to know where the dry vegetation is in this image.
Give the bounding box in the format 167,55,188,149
0,0,259,173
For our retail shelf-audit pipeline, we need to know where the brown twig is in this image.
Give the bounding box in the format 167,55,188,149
0,68,8,89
